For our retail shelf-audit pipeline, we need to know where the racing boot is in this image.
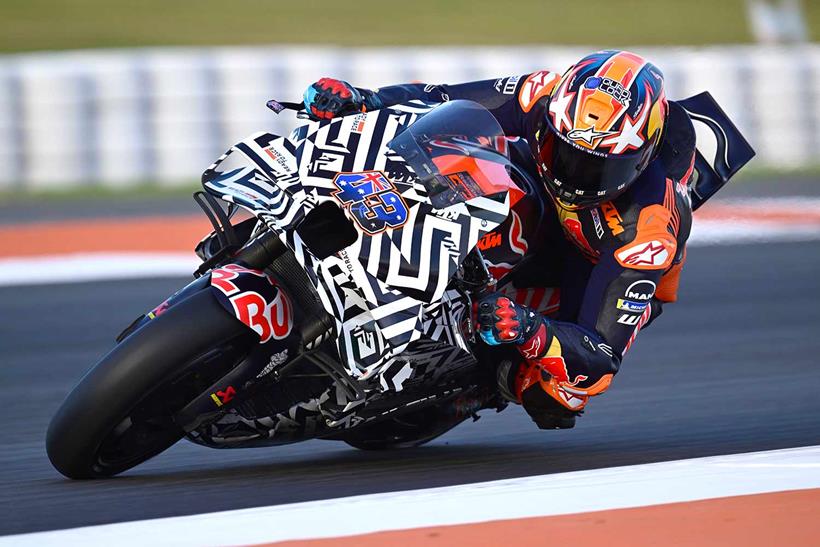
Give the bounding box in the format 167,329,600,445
497,359,580,429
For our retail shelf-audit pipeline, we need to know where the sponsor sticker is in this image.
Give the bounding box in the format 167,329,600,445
263,144,295,174
616,240,671,269
521,324,547,360
590,207,605,239
432,208,460,221
601,202,624,236
541,355,588,387
350,113,366,134
617,313,641,325
210,386,236,407
616,298,648,312
147,300,170,319
567,126,617,145
560,213,597,258
624,280,656,302
495,75,520,95
583,76,631,106
211,265,294,344
477,232,502,250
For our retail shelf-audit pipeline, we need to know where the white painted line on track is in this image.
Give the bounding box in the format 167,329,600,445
3,445,819,547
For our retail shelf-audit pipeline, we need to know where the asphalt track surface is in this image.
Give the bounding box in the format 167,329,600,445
2,236,819,537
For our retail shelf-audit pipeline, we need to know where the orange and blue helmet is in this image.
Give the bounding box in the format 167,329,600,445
538,50,668,208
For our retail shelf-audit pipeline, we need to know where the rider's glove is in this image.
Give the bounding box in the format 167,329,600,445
476,293,541,346
303,78,383,121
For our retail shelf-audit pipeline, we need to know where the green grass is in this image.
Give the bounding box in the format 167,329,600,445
1,0,817,53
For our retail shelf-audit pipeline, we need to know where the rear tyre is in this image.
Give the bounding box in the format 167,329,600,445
46,290,252,479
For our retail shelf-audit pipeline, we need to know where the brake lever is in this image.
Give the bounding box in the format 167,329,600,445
266,99,309,116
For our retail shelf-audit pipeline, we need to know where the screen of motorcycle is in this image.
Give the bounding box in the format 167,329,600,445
388,100,518,210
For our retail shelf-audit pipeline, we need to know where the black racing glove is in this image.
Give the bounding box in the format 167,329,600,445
302,77,383,121
476,292,540,346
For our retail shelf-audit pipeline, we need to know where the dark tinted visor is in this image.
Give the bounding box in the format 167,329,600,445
538,118,648,207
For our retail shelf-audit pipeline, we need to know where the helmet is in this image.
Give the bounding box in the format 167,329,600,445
538,50,668,208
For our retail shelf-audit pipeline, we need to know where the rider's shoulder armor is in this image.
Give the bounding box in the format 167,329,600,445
514,70,563,114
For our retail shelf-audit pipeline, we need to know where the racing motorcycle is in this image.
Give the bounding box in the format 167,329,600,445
46,94,753,479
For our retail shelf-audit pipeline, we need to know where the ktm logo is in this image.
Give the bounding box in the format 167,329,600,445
601,203,624,235
477,232,502,250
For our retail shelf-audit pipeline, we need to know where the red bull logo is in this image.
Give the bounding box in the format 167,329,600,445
540,356,588,387
561,217,597,258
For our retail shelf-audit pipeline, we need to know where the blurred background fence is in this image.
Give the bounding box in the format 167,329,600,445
0,0,817,192
1,44,817,191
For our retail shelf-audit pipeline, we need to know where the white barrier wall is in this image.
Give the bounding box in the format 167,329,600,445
0,44,817,190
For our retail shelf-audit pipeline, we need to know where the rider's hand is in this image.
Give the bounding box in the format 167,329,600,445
476,293,540,346
303,78,382,121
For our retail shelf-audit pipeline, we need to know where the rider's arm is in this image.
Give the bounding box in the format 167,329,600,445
512,175,693,412
303,72,561,136
371,71,560,136
524,251,671,411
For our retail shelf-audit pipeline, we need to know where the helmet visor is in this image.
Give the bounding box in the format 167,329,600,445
538,119,649,207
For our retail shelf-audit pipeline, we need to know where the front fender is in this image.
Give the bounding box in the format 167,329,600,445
116,275,211,343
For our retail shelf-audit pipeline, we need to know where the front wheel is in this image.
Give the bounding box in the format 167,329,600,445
46,289,252,479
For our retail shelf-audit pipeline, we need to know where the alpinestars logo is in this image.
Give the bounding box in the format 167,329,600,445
617,241,669,267
522,335,542,360
520,70,559,113
567,126,617,145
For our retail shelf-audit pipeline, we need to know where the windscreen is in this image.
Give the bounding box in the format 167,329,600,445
388,100,517,209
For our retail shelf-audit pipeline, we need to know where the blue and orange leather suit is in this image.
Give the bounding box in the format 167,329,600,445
305,72,696,427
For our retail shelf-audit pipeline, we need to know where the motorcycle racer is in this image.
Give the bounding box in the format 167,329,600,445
302,50,695,430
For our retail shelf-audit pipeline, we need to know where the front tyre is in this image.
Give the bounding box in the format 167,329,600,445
46,290,251,479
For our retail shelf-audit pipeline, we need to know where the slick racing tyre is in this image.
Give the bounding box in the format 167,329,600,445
46,290,253,479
